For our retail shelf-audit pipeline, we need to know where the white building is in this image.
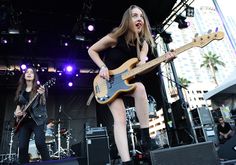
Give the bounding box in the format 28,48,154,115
149,0,236,138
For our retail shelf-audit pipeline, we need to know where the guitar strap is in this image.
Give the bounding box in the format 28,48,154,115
86,92,94,106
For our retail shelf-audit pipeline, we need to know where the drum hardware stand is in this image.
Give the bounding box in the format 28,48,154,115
126,109,142,157
53,105,66,159
8,128,14,162
53,105,73,159
3,119,17,163
65,129,73,156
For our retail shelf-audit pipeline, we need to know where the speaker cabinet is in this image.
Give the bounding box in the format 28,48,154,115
150,141,219,165
86,127,110,165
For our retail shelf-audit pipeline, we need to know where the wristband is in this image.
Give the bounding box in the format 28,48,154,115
100,65,107,70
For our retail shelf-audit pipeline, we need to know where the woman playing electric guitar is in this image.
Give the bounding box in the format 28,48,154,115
14,67,51,164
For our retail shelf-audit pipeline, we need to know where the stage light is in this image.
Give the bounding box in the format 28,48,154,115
64,42,69,47
25,37,36,44
66,65,73,72
60,35,70,47
20,64,27,70
186,5,194,17
68,82,73,87
87,24,94,32
160,31,173,44
8,27,20,34
175,15,189,29
83,18,95,33
64,64,76,75
0,38,8,44
75,35,85,41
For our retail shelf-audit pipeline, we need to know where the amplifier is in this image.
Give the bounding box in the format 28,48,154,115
86,127,111,165
85,127,108,138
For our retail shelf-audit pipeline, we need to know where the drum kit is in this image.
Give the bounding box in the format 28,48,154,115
28,105,73,161
126,95,157,156
28,120,72,162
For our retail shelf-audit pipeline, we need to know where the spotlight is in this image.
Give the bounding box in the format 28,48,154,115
83,18,95,33
0,37,8,44
87,24,95,32
64,42,69,47
66,65,73,72
60,35,70,47
64,64,75,75
24,31,37,44
68,82,73,87
20,64,27,70
25,36,37,44
186,5,194,17
160,31,173,44
175,15,189,29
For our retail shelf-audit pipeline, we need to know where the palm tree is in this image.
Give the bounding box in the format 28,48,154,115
200,51,225,86
178,77,191,88
178,77,191,102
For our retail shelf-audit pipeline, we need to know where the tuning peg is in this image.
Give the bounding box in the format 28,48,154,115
194,33,199,38
207,29,212,34
215,27,218,32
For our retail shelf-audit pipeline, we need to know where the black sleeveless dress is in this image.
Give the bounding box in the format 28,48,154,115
103,36,156,69
103,36,138,70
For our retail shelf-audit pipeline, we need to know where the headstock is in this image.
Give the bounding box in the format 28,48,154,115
43,77,56,88
192,31,224,48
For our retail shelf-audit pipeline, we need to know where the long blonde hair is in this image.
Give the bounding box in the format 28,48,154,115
109,5,156,57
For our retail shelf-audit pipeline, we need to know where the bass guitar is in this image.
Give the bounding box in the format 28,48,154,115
93,31,224,104
14,77,56,134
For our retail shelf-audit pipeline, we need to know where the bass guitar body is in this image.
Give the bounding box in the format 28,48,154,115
93,58,139,104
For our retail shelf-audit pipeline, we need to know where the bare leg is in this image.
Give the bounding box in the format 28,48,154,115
109,98,131,162
129,82,149,128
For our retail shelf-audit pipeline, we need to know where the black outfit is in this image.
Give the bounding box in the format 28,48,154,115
217,122,233,144
17,90,50,164
217,122,232,134
104,36,138,70
104,36,156,69
104,36,154,164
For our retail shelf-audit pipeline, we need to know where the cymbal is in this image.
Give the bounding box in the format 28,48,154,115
45,135,55,143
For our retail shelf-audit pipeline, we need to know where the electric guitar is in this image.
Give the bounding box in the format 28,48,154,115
93,31,224,104
14,77,56,134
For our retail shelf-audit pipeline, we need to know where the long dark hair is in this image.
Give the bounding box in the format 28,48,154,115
14,67,45,104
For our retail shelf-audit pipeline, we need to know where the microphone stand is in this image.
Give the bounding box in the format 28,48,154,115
156,71,180,145
163,43,197,144
156,71,188,90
